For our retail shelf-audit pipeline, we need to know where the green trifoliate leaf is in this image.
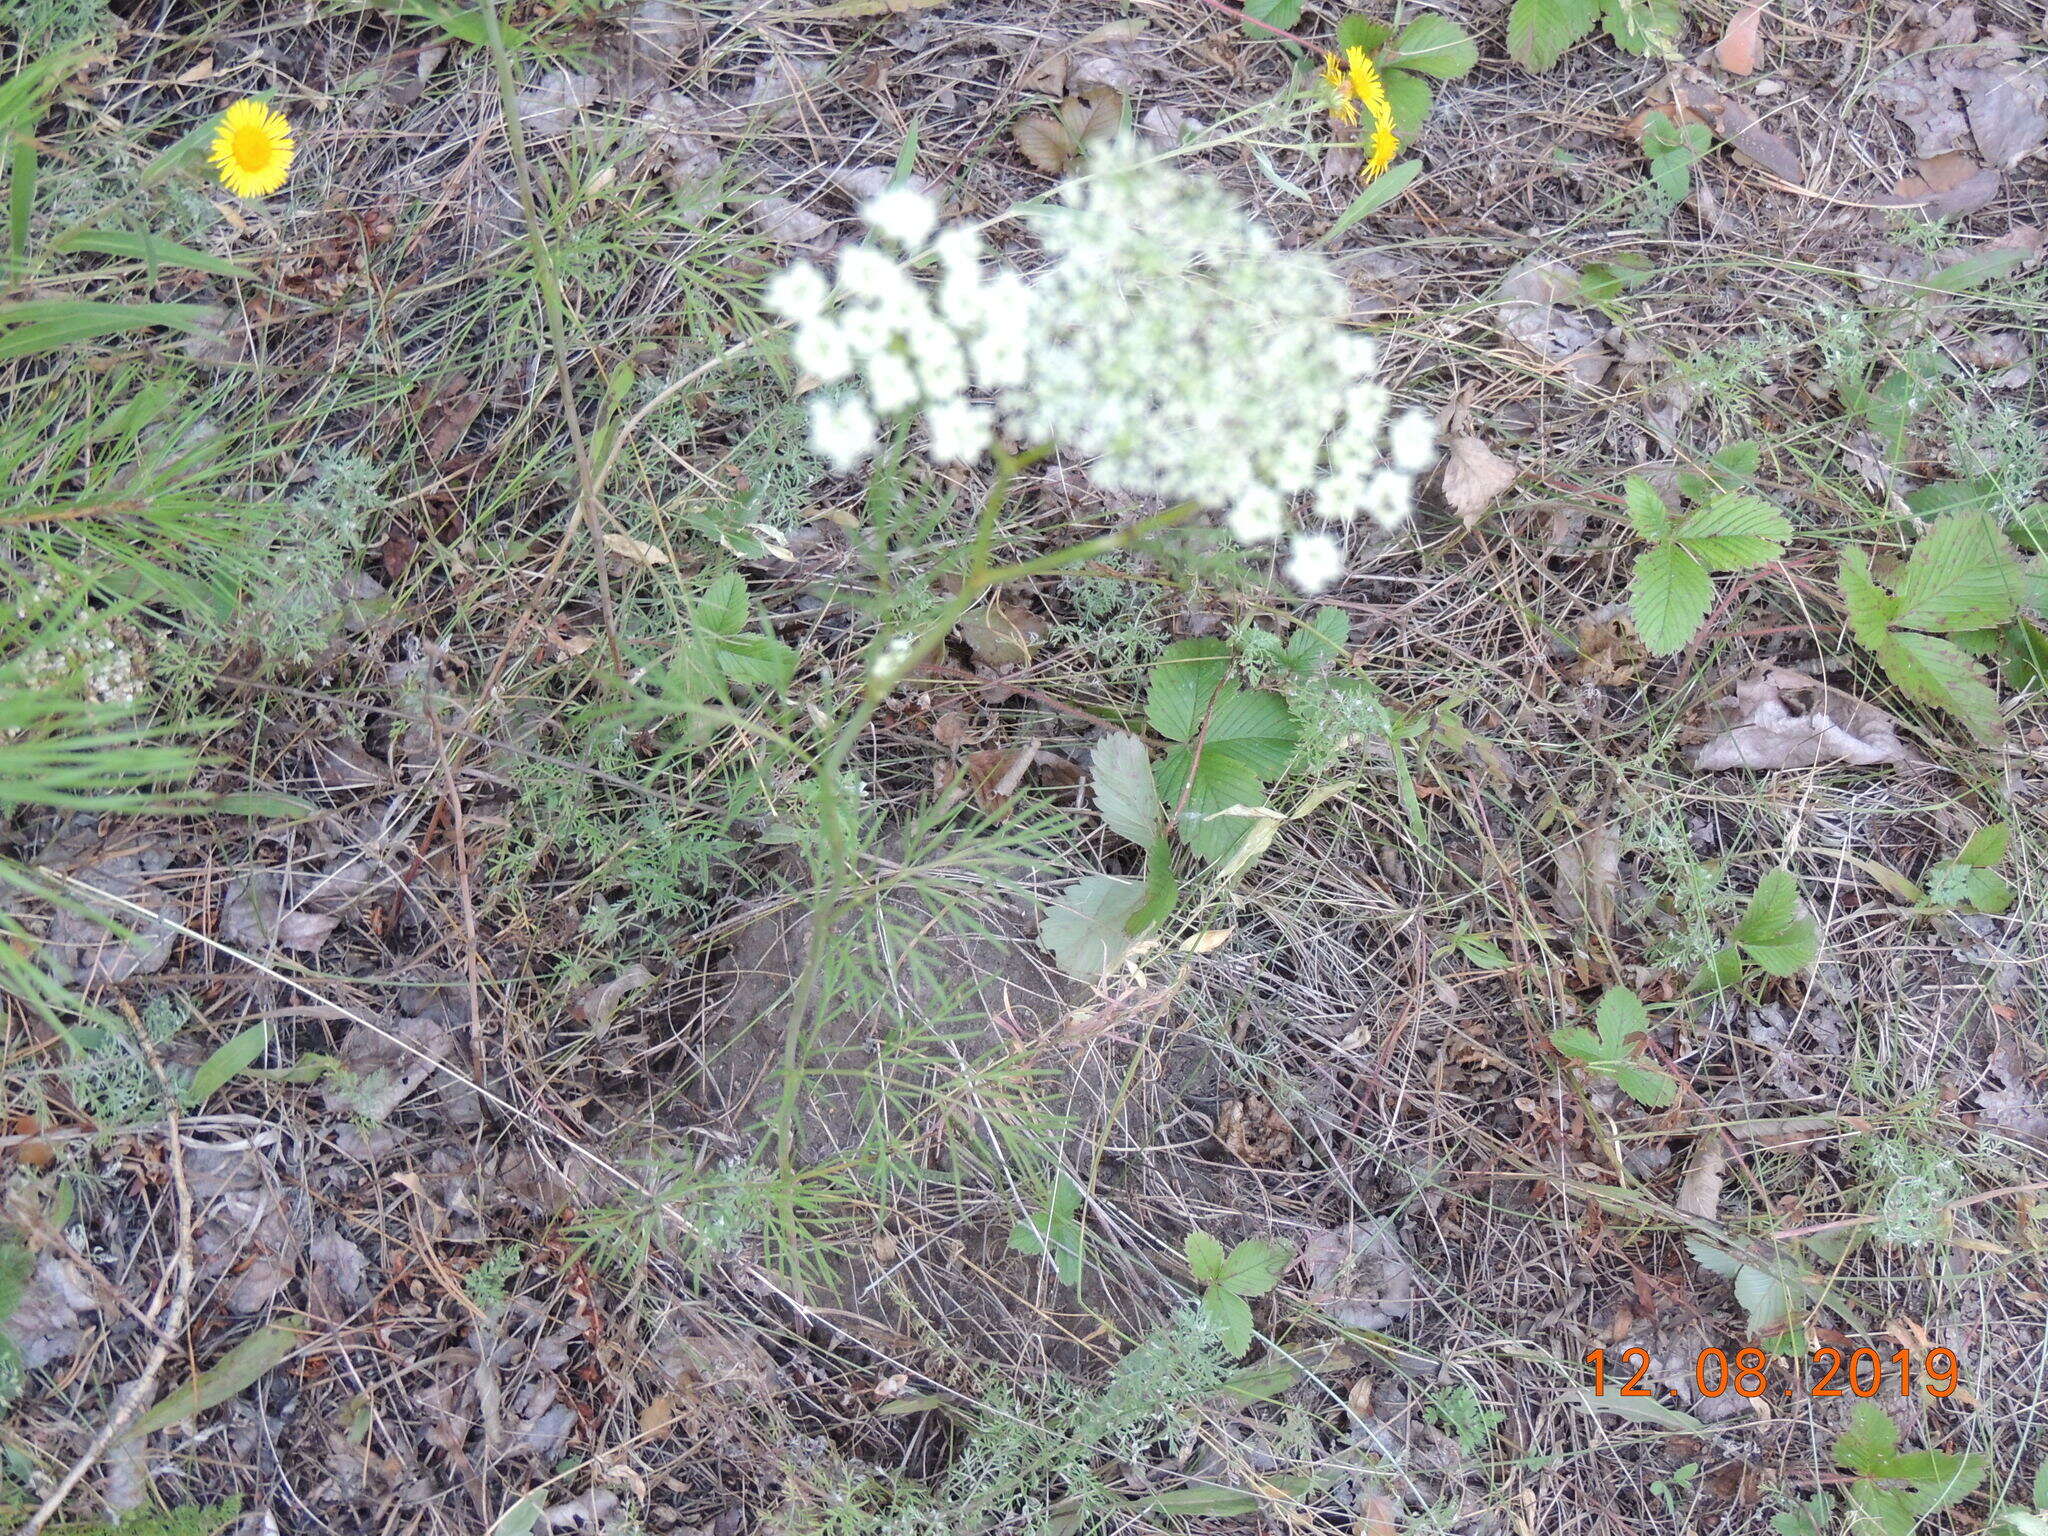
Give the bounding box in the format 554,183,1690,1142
1146,639,1231,741
1624,475,1674,540
1839,546,1902,651
1506,0,1600,70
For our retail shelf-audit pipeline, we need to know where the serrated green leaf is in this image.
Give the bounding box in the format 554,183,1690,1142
1156,745,1273,863
1146,639,1232,741
1734,1263,1798,1332
1241,0,1303,36
1041,874,1150,978
1956,823,2010,867
2003,617,2048,689
1334,15,1392,53
1711,441,1760,481
1631,542,1715,654
1624,475,1674,540
1834,1401,1902,1477
1285,606,1352,670
714,632,797,690
1840,546,1902,650
1129,841,1180,935
1388,12,1477,77
1379,68,1433,139
1202,1285,1256,1356
1682,1237,1742,1279
1891,512,2026,633
1184,1229,1228,1284
1610,1060,1680,1107
1594,986,1650,1051
696,572,749,635
1742,920,1818,977
1549,1025,1605,1065
1688,944,1746,995
1732,869,1799,943
1674,492,1792,570
1876,629,2005,743
1203,689,1300,775
1092,732,1162,846
1507,0,1599,69
1216,1237,1294,1297
1601,0,1683,55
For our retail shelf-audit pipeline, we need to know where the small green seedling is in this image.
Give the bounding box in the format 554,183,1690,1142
1008,1173,1087,1287
1921,824,2014,915
1841,511,2028,745
1690,868,1820,993
1550,987,1679,1107
1640,111,1712,205
1184,1230,1294,1357
1625,474,1792,655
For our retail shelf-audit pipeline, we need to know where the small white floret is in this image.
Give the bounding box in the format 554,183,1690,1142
1285,533,1345,593
809,393,878,473
861,187,939,250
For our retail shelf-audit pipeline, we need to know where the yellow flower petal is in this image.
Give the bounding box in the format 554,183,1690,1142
208,98,294,199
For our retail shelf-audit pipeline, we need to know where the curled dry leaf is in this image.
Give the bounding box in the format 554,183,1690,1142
1438,433,1517,523
1716,4,1764,75
1300,1219,1416,1332
601,530,670,566
1689,668,1915,771
1013,86,1122,175
1494,259,1613,386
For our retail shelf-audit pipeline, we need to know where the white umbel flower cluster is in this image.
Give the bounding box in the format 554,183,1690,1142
767,144,1435,593
766,189,1032,475
1009,141,1433,590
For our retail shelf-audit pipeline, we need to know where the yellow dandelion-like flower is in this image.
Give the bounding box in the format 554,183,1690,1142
1320,52,1360,127
208,99,294,199
1343,47,1401,181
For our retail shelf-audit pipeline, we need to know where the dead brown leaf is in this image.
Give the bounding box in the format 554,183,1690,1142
1689,668,1915,771
1551,823,1621,939
1299,1219,1416,1331
1438,433,1517,523
1494,259,1613,386
1716,4,1764,75
1013,87,1121,175
962,742,1038,813
1963,63,2048,168
956,594,1043,669
1888,151,2002,218
1216,1094,1293,1166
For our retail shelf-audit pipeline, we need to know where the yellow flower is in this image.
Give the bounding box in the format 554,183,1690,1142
1342,47,1401,181
208,99,294,198
1321,52,1360,127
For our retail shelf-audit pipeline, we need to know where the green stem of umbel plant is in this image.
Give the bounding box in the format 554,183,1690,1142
764,454,1199,1255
